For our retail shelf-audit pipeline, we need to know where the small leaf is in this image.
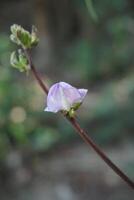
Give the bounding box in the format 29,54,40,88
31,26,39,47
10,24,39,49
10,50,30,73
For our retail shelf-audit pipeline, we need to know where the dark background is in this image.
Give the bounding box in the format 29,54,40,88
0,0,134,199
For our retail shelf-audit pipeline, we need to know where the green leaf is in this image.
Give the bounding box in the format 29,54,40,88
10,50,30,73
10,24,39,49
31,26,39,47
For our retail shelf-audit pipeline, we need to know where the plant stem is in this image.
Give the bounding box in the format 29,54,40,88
24,49,134,189
69,117,134,189
31,63,49,94
24,49,49,94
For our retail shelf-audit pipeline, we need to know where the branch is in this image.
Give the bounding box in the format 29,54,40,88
69,117,134,189
24,49,134,189
24,49,49,94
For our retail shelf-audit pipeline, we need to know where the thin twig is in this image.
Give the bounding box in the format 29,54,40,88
24,49,49,94
69,117,134,189
24,49,134,189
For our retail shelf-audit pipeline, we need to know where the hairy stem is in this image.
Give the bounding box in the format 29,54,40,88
24,49,134,189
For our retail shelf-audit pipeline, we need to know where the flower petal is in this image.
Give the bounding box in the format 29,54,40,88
78,89,88,101
45,82,71,112
45,83,61,112
59,82,82,105
44,106,59,113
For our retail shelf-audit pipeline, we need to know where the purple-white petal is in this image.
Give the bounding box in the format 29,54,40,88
78,89,88,101
44,106,59,113
45,82,70,112
44,82,88,113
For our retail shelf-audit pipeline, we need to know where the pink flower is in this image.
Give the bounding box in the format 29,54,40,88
44,82,88,113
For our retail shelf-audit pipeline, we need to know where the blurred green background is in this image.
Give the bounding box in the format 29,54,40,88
0,0,134,199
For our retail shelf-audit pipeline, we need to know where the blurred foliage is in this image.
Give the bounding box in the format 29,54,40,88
85,0,98,22
0,0,134,163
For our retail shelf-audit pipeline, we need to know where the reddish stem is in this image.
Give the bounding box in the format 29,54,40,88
24,49,134,189
31,64,49,94
69,117,134,189
24,49,49,94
